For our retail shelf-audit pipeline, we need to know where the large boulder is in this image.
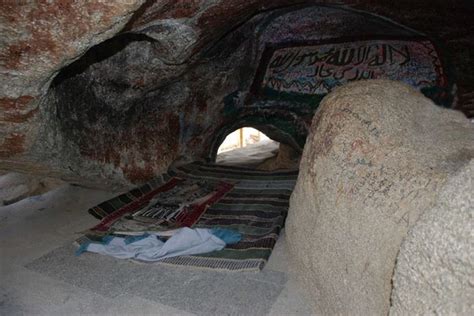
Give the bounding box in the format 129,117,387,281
390,160,474,315
286,80,474,315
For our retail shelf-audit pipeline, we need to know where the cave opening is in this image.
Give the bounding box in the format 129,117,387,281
215,127,300,170
217,127,271,154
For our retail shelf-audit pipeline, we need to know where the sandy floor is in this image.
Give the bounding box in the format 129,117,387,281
0,143,310,316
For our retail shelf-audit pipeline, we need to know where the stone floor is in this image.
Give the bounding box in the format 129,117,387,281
0,146,312,315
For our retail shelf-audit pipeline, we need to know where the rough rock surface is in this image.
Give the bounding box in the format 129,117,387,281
0,0,146,184
36,5,447,188
390,160,474,315
1,1,473,189
350,0,474,117
257,143,301,171
286,80,474,315
0,1,145,98
0,172,64,205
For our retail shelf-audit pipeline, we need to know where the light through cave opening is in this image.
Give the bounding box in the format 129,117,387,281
215,127,300,170
217,127,271,154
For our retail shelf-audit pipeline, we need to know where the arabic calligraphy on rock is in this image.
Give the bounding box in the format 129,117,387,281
262,40,438,95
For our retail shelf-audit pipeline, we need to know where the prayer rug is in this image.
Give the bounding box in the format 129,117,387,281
81,162,298,271
88,177,234,235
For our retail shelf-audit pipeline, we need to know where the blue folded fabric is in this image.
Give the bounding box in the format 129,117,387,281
124,234,151,245
75,234,114,256
210,228,242,245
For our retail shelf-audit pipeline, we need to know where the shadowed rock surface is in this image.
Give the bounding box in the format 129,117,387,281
0,173,64,206
286,80,474,315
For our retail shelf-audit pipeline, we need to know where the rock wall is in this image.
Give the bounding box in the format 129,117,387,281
0,0,146,163
1,1,472,189
286,80,474,315
349,0,474,117
25,5,455,188
0,0,307,188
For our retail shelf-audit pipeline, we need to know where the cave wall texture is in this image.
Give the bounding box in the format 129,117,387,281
286,80,474,314
1,0,473,189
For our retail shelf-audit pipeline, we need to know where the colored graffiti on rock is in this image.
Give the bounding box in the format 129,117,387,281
253,37,451,107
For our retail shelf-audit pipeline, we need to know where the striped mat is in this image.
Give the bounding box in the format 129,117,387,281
84,161,298,271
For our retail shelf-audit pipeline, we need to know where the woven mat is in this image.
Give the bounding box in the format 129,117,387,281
81,162,298,271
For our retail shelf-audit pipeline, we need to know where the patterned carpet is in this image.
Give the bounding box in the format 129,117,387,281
83,161,299,271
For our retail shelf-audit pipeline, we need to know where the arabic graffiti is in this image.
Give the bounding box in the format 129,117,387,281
260,39,443,95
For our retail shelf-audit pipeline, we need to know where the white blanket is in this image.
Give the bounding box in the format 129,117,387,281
79,227,227,262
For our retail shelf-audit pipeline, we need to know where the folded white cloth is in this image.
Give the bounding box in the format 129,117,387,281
80,227,226,262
